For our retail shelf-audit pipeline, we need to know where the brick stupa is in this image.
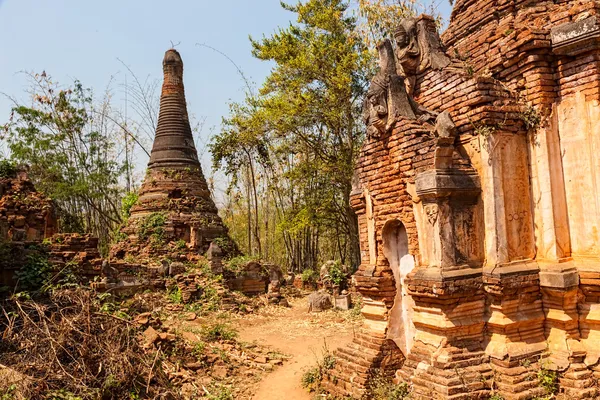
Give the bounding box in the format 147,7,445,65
111,49,234,263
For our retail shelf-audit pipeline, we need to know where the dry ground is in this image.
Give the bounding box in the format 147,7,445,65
233,295,361,400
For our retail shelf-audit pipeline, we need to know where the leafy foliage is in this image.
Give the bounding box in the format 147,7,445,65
327,260,347,286
300,344,336,393
137,212,166,242
3,73,127,253
301,365,322,391
204,384,234,400
368,372,410,400
537,367,558,396
213,0,369,273
0,160,17,179
301,268,318,283
520,104,542,132
201,322,238,342
120,192,139,221
167,286,183,304
223,255,260,276
12,246,57,293
0,384,16,400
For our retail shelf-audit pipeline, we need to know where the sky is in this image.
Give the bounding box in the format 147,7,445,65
0,0,452,200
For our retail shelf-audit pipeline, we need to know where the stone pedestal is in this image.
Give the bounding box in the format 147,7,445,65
397,268,492,399
483,262,547,400
322,262,403,397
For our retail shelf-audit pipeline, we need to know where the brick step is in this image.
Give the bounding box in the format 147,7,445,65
496,379,540,394
495,370,537,384
335,345,380,364
559,376,595,389
325,369,369,387
344,341,383,356
411,375,490,398
331,359,370,377
447,390,491,400
562,386,597,398
499,387,547,400
334,351,375,369
433,356,489,370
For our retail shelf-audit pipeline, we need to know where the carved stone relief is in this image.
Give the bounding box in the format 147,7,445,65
394,15,451,94
425,203,439,225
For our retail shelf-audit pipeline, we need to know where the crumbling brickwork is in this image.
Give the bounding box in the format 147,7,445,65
0,172,56,244
47,234,103,282
326,1,600,399
0,173,105,287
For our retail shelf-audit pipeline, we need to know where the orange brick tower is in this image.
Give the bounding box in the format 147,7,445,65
111,49,234,263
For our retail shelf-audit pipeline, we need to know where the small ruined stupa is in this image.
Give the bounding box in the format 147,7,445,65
111,49,234,262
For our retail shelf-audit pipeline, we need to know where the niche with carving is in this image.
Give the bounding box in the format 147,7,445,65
382,219,416,356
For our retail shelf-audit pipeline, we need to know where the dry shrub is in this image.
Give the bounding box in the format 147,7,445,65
0,288,180,400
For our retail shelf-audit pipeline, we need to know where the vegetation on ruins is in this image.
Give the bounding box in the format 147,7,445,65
222,255,260,277
301,268,319,284
121,191,139,221
367,372,410,400
537,365,558,397
0,159,17,179
301,344,336,393
137,212,167,242
326,260,347,286
1,74,128,254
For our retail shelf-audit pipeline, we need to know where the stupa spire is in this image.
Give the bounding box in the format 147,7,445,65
110,49,236,262
148,49,199,168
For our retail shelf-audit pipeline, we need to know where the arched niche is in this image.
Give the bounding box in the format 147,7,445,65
382,219,416,357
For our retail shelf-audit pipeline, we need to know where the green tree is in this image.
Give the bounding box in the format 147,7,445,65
212,0,370,270
2,73,127,252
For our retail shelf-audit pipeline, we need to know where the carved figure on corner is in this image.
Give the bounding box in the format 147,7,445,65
363,39,437,138
363,39,402,138
395,16,451,95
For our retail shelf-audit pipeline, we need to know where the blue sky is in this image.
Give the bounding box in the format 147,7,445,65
0,0,452,197
0,1,294,156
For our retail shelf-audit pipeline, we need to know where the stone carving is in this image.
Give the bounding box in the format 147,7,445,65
363,39,413,138
551,16,600,56
433,111,456,139
424,204,439,225
363,39,439,138
394,16,450,94
307,290,333,313
101,260,119,284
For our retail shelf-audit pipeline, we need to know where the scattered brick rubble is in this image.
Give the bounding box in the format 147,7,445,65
323,1,600,399
127,292,287,400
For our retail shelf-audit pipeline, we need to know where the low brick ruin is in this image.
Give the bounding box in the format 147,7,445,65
324,1,600,399
0,171,106,287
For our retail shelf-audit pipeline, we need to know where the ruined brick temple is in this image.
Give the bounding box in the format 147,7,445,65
324,1,600,399
111,49,234,263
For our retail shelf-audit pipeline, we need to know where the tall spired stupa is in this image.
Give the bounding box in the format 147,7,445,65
111,49,233,262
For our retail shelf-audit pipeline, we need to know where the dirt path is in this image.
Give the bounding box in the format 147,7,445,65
234,296,358,400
